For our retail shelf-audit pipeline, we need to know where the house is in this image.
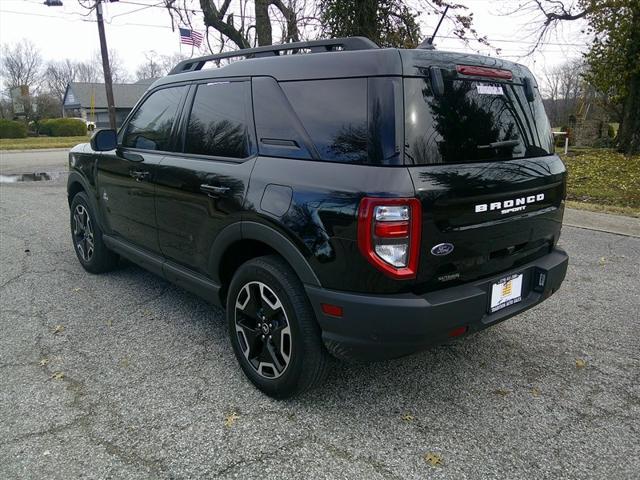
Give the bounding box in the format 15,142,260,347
62,79,155,128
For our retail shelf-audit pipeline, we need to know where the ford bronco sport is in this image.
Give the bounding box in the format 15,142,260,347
67,37,568,398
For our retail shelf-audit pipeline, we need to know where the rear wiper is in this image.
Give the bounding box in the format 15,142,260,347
476,140,520,150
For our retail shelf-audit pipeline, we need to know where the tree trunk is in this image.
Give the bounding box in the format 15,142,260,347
255,0,272,46
617,70,640,155
616,4,640,155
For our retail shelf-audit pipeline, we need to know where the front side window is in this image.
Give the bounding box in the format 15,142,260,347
404,74,554,165
184,81,251,159
122,86,186,151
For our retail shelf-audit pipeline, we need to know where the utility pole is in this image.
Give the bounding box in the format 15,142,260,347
95,0,117,129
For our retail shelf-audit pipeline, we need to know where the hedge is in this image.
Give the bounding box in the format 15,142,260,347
40,118,87,137
0,119,28,139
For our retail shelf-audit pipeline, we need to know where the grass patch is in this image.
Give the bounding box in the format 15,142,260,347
0,136,89,150
561,148,640,215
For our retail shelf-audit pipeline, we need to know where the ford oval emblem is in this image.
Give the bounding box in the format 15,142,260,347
431,243,454,256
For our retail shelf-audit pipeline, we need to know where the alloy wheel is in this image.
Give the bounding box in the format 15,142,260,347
73,204,94,262
234,281,292,379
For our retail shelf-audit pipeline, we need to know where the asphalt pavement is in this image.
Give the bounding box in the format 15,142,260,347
0,149,69,175
1,173,639,479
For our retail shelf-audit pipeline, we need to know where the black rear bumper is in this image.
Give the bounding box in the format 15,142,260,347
305,248,568,361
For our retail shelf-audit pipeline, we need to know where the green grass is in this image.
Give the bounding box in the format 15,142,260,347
0,135,89,150
561,148,640,215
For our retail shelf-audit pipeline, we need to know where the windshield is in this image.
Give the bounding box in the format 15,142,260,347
404,74,554,165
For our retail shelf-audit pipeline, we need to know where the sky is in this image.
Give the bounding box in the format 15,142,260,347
0,0,590,88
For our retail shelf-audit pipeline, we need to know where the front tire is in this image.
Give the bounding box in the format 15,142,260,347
70,192,119,273
226,255,331,398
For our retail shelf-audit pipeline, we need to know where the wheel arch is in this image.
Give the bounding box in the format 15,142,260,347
67,171,106,231
210,221,321,304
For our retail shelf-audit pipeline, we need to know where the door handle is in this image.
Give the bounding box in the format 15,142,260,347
130,170,150,182
200,184,230,197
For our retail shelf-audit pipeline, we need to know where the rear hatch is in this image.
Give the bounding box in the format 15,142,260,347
401,53,566,292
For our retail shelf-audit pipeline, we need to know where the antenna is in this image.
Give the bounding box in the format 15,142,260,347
418,5,450,50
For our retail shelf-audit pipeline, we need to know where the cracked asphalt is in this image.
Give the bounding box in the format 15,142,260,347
1,175,639,480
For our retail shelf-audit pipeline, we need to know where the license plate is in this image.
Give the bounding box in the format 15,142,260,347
490,273,523,313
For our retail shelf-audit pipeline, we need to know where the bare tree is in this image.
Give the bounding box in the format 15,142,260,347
45,59,77,103
92,50,130,83
136,51,165,81
0,39,43,92
135,51,189,81
75,61,101,83
163,0,304,51
542,59,587,126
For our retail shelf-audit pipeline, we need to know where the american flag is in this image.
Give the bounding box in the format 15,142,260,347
179,28,203,47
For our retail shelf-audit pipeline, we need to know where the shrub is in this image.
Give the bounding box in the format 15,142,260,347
0,119,28,139
40,118,87,137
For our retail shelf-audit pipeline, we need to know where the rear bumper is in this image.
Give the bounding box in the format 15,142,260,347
306,248,568,361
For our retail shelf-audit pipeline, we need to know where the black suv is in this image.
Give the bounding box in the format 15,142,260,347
67,37,568,398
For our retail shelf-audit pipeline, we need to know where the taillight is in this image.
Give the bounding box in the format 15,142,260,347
456,64,513,80
357,197,421,279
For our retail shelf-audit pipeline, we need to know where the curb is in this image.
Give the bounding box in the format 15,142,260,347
564,208,640,238
0,148,72,154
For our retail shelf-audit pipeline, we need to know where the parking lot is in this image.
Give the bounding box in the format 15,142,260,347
1,174,638,479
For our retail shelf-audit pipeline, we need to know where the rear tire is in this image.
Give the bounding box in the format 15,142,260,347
226,255,331,398
70,192,119,273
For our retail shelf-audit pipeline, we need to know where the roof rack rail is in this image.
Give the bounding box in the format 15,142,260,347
168,37,379,75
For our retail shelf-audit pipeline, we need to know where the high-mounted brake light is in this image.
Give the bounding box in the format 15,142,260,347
456,65,513,80
357,198,421,279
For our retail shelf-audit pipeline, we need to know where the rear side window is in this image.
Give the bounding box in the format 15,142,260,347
404,74,554,165
281,79,368,163
122,86,186,151
184,81,252,159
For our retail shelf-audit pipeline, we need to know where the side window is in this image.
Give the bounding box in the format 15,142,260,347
122,86,186,151
281,79,368,163
184,81,251,159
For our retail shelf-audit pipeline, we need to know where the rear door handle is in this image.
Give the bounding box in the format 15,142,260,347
200,184,230,197
130,170,150,182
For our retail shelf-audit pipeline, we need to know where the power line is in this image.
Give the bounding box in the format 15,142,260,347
0,4,588,49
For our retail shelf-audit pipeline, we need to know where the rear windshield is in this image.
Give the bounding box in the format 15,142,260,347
404,74,554,165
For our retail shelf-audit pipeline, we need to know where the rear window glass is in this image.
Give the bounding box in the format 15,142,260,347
404,75,554,165
281,79,368,163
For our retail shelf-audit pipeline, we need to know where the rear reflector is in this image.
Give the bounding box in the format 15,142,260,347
456,65,513,80
374,221,410,238
448,326,468,337
321,303,343,318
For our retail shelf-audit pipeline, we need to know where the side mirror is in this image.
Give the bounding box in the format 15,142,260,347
90,129,118,151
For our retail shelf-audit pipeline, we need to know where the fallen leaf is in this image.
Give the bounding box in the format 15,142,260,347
39,358,49,367
493,388,511,396
575,358,587,368
53,325,65,334
52,372,64,380
401,414,415,422
598,257,606,266
424,452,443,467
224,411,239,427
531,387,541,397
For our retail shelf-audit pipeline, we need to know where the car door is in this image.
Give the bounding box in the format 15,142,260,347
97,85,188,254
154,80,256,277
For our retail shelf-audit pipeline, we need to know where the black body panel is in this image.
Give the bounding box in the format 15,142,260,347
67,41,568,361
